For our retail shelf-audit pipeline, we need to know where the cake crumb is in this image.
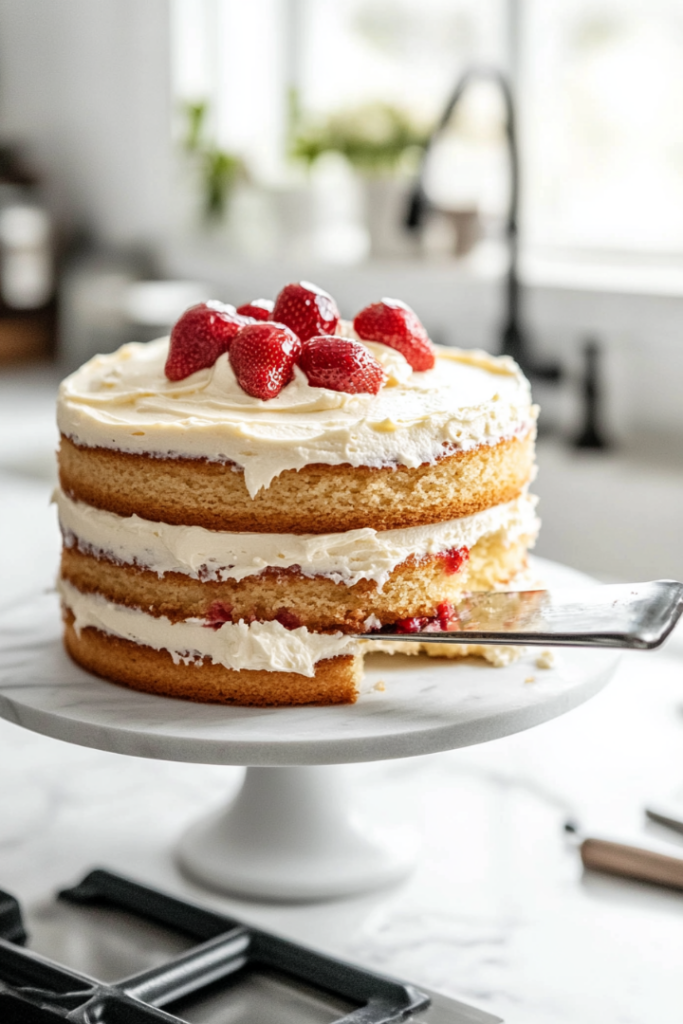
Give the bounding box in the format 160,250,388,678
524,675,536,684
373,680,386,692
535,649,556,669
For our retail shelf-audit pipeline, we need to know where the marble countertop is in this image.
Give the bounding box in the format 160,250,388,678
1,364,683,1023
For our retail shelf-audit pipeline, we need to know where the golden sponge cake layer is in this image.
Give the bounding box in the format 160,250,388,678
58,432,535,534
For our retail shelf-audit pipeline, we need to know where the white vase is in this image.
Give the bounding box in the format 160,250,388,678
360,175,421,260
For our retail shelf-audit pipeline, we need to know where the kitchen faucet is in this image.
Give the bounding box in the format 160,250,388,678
405,65,562,384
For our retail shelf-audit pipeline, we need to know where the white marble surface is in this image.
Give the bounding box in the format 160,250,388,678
2,366,683,1022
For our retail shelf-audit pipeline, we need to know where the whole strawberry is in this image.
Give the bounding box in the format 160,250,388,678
272,281,339,342
236,298,274,320
229,322,302,400
300,336,387,395
353,298,435,371
165,301,255,381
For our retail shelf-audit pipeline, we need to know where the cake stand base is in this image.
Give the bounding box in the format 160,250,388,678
176,765,417,901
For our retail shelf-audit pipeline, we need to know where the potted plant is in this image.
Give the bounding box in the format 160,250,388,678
291,102,429,258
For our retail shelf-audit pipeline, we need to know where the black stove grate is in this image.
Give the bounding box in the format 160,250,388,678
0,888,26,947
0,869,430,1024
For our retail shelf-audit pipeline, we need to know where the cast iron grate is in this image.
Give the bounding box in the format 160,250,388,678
0,887,26,946
0,868,429,1023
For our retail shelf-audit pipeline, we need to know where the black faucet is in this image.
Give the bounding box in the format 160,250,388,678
406,65,562,384
573,338,611,450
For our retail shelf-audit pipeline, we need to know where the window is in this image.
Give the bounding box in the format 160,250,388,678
172,0,683,260
294,0,506,121
522,0,683,256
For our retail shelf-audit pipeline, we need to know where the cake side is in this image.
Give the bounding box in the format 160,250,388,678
63,614,361,706
56,286,540,706
57,335,536,497
58,498,538,633
58,431,535,534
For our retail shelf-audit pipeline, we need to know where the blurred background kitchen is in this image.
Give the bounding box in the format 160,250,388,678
3,5,683,1024
3,0,683,581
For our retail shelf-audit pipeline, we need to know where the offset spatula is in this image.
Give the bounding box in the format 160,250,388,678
359,580,683,650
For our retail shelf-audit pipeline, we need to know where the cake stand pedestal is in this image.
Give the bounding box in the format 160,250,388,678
177,765,417,899
0,559,619,901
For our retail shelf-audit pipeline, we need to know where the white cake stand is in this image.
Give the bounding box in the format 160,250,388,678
0,559,618,901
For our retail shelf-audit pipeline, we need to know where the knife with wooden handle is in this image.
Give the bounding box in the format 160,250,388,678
579,838,683,891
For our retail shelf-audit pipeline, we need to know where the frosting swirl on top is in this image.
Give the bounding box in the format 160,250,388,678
58,334,536,496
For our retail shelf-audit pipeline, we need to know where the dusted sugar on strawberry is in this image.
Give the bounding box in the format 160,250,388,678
300,336,387,395
229,322,302,400
272,281,340,341
353,298,435,371
165,301,256,381
236,298,274,321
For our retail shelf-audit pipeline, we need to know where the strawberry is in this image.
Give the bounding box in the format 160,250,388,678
229,322,302,400
165,301,255,381
236,298,274,320
353,298,435,371
272,281,340,342
300,336,387,395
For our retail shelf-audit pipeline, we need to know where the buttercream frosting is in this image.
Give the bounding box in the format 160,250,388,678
59,579,357,676
56,488,539,588
57,333,536,496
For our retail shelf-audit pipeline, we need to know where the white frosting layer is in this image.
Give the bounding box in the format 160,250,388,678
56,488,539,588
59,579,357,676
58,335,536,496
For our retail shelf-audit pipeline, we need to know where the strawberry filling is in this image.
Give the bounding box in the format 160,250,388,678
203,604,303,631
204,601,234,629
373,601,457,635
274,608,303,630
438,546,469,575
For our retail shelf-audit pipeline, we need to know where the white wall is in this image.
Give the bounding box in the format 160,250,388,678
0,0,172,247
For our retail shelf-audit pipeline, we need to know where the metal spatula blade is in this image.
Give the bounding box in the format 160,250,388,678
358,580,683,649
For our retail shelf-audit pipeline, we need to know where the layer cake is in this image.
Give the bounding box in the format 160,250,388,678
56,286,539,705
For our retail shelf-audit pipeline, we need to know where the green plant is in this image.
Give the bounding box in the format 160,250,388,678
291,101,429,174
180,100,245,223
183,100,208,153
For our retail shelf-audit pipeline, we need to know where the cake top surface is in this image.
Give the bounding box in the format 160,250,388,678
58,331,535,495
